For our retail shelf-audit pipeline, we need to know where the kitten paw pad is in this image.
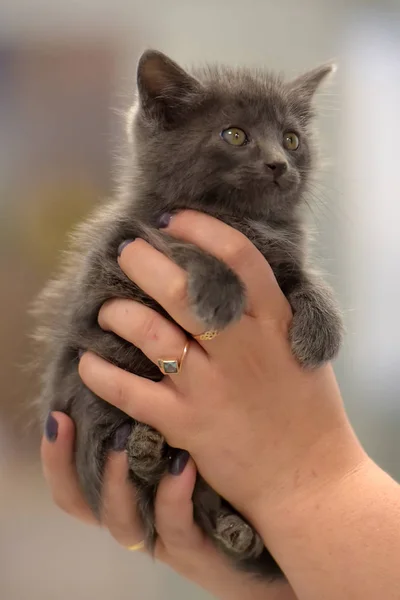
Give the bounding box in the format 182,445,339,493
215,513,264,559
127,424,167,483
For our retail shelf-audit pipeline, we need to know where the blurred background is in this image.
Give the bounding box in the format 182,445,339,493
1,0,400,598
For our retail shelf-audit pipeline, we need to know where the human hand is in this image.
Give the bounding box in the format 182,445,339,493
41,412,297,600
78,211,367,525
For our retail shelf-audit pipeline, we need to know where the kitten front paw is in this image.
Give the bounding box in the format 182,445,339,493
187,254,246,331
215,510,264,560
289,284,343,368
127,423,168,484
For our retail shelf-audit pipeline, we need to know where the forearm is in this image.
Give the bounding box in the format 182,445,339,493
253,459,400,600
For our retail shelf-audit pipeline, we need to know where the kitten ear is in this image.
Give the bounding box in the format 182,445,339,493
137,50,203,123
287,63,336,102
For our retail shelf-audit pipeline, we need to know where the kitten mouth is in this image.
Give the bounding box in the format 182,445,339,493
271,179,284,191
271,178,296,193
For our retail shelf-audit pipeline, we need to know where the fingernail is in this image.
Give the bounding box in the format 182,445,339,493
112,422,132,451
117,239,135,257
78,349,84,360
169,450,190,475
45,413,58,442
157,213,172,229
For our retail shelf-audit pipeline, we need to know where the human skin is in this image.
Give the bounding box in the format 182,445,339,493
42,413,297,600
45,211,400,599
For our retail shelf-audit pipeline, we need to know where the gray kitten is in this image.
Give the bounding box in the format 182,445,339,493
33,50,343,579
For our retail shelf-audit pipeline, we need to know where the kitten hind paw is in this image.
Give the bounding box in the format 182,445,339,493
215,511,264,560
127,423,168,484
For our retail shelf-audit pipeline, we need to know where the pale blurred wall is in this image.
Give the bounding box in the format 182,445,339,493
1,1,400,599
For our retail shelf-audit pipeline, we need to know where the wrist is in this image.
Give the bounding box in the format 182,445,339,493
249,458,400,600
247,420,368,539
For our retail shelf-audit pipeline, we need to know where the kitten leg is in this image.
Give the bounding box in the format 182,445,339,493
288,274,343,368
127,422,169,484
214,508,264,560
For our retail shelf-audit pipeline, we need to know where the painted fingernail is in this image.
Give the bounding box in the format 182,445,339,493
169,450,190,475
117,239,135,257
45,413,58,442
112,422,132,451
157,213,172,229
78,349,84,360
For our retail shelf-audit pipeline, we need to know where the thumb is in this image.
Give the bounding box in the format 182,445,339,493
155,454,204,551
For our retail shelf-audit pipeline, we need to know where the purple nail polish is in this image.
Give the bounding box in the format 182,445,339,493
45,413,58,442
78,349,84,360
169,450,190,475
112,422,132,451
117,239,135,257
157,213,172,229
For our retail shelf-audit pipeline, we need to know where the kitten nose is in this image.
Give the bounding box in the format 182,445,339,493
266,161,288,180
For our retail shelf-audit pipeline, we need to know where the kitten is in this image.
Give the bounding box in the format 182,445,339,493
33,50,343,579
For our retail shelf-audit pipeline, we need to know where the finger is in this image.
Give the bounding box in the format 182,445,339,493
102,450,145,549
118,238,210,336
98,299,209,384
161,210,291,321
155,456,204,552
41,412,97,524
116,240,269,360
78,352,180,435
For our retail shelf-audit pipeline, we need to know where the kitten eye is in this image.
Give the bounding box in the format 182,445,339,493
221,127,248,147
283,132,300,151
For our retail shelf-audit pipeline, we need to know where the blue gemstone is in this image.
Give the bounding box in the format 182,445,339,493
159,360,178,374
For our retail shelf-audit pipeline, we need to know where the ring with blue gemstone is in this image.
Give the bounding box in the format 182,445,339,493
157,340,189,375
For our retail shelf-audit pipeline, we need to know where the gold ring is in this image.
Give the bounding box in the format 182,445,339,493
193,330,219,342
157,339,189,375
127,540,145,551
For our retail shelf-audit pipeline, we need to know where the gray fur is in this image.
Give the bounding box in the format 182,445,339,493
32,50,343,580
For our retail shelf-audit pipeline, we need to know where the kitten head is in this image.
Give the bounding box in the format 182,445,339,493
128,50,334,222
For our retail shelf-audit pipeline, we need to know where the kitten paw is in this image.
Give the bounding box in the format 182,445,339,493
215,511,264,560
127,423,168,484
289,286,343,368
188,256,246,331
